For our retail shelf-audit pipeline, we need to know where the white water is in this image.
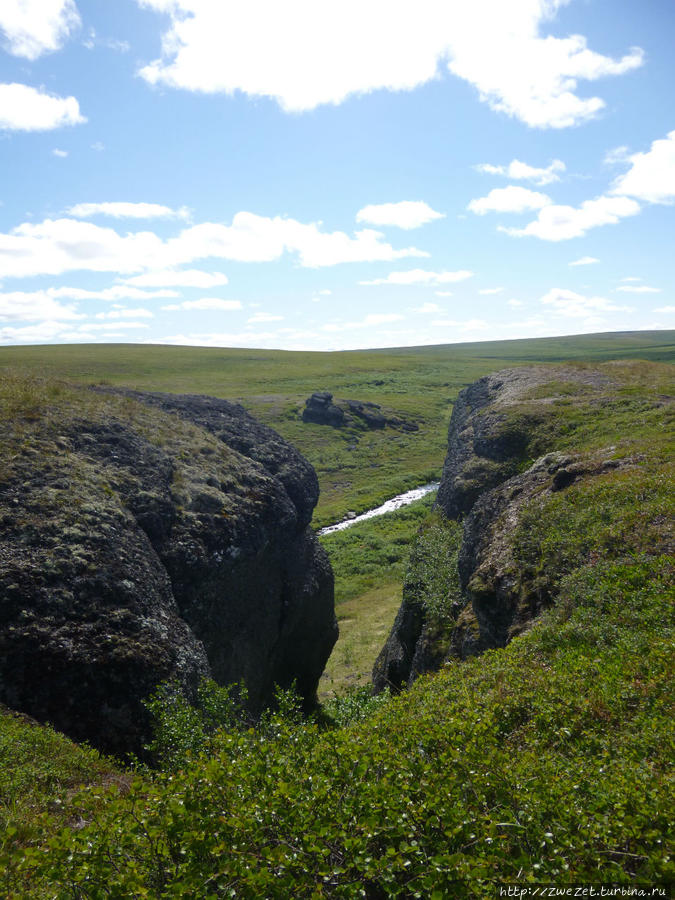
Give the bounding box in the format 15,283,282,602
318,482,440,536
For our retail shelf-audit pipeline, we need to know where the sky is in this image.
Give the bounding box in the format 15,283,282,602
0,0,674,351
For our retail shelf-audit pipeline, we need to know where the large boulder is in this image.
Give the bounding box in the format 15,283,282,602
302,392,345,427
0,386,337,757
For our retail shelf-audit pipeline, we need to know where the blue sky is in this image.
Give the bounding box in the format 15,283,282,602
0,0,673,350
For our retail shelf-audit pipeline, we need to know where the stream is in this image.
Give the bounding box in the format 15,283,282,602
317,482,440,536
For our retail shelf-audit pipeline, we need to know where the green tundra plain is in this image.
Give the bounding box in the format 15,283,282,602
0,330,673,896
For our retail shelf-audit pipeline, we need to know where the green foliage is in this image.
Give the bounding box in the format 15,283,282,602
0,706,121,863
4,549,672,896
404,512,463,621
143,679,253,770
322,685,391,726
0,343,673,895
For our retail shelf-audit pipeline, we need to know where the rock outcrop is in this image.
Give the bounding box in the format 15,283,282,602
302,392,418,432
302,392,345,427
374,366,624,692
0,386,337,757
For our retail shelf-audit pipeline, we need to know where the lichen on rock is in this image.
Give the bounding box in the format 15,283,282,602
0,381,337,757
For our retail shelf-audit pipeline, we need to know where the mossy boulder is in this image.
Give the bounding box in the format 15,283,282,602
0,384,337,757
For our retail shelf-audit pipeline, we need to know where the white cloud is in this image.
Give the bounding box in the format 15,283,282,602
360,268,473,286
161,298,242,311
603,145,630,166
94,308,154,320
478,287,504,295
620,276,641,282
508,298,524,307
569,256,599,266
540,287,633,317
356,201,445,230
0,291,83,322
52,148,68,158
609,130,675,204
0,320,74,344
137,0,643,128
615,285,661,294
0,213,425,279
248,312,283,323
67,201,190,220
0,0,80,60
318,289,332,295
502,194,640,241
121,269,229,288
468,186,551,215
0,83,85,131
654,306,675,314
475,158,565,186
435,290,454,297
167,214,428,268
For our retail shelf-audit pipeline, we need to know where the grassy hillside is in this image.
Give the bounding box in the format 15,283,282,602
0,336,672,895
1,331,672,528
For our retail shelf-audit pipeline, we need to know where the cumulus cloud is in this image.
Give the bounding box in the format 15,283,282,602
540,287,633,317
569,256,599,266
468,186,551,215
0,213,425,279
137,0,642,128
120,269,229,288
475,158,565,185
355,201,445,229
0,0,80,59
501,194,640,241
654,306,675,314
478,287,504,294
360,268,473,286
0,291,82,322
67,201,190,220
0,83,85,131
166,215,428,268
609,130,675,204
161,298,242,311
52,148,68,158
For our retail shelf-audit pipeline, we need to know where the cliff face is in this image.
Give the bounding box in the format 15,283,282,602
0,384,336,756
373,366,625,692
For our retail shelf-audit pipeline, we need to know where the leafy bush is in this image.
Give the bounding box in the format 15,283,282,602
403,512,463,621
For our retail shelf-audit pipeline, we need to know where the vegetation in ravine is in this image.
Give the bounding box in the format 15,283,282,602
0,337,672,895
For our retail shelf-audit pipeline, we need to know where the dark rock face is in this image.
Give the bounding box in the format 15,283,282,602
374,366,622,693
302,393,418,432
302,392,345,427
0,389,336,757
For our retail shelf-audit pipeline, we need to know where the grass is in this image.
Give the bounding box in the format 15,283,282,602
318,493,437,693
318,583,403,696
0,706,123,852
1,332,672,527
0,335,672,894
